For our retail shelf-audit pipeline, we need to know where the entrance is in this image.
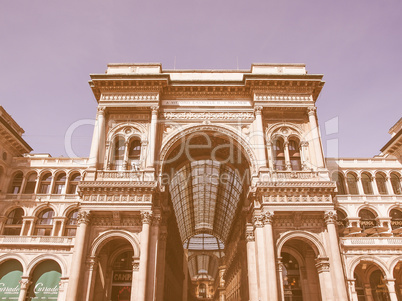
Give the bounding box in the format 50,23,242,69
111,251,133,301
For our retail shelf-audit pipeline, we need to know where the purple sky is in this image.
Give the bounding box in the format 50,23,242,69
1,0,401,158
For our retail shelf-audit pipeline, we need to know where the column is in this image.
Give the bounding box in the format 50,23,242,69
27,217,36,236
356,175,364,195
0,216,6,234
386,176,395,195
267,142,274,170
18,277,31,301
307,107,324,168
262,211,279,300
123,140,129,170
315,257,333,301
155,222,168,301
253,214,268,301
66,210,91,301
89,106,106,168
300,141,309,170
147,106,159,168
85,256,98,301
277,258,285,301
57,277,69,301
253,106,268,168
284,142,291,171
348,279,359,301
131,259,140,301
245,224,258,301
324,211,349,300
137,211,152,301
372,177,380,195
146,214,161,300
385,279,398,301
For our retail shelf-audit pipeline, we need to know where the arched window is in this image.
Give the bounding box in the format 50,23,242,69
65,210,78,236
390,209,402,232
273,138,285,171
53,173,66,194
336,210,347,235
347,173,359,195
376,173,388,195
67,173,81,194
111,251,134,299
39,173,52,194
35,208,54,236
3,208,24,235
391,173,401,195
359,209,377,231
332,172,346,195
361,173,373,195
24,172,37,194
128,139,141,160
113,136,125,170
9,172,23,194
289,139,301,171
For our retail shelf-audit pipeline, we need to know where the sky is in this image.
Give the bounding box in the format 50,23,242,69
1,0,401,158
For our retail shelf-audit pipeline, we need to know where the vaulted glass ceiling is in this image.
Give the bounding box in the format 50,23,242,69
169,160,243,244
188,253,219,281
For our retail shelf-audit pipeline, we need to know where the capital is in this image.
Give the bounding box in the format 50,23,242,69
132,260,140,271
315,257,330,273
245,229,255,242
151,106,159,114
262,211,274,225
77,210,91,225
324,211,337,225
307,106,316,116
19,278,31,290
254,106,263,116
97,106,106,115
140,211,153,224
252,214,264,228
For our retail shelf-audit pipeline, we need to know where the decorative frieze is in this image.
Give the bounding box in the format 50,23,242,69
262,194,332,203
82,194,152,203
254,94,312,102
100,93,159,101
160,112,254,120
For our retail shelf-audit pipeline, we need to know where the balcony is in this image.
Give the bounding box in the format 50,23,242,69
0,235,75,246
341,236,402,247
96,170,155,181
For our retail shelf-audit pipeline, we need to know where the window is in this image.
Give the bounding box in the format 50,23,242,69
390,209,402,231
24,173,37,194
113,137,125,170
347,174,359,195
3,208,24,235
375,173,388,195
39,173,52,194
289,139,301,171
53,173,66,194
128,139,141,160
65,210,78,236
361,173,373,195
9,172,23,194
390,173,401,195
67,173,81,194
199,283,207,298
359,209,376,231
336,210,347,235
35,208,54,236
332,172,346,195
273,138,285,171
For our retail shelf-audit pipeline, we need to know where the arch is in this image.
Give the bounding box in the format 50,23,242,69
0,254,27,273
332,171,347,195
388,256,402,274
266,123,304,142
90,230,140,258
107,122,147,143
159,124,257,175
26,255,67,277
32,203,58,217
356,206,379,217
276,230,327,257
348,256,391,279
62,204,80,217
346,172,359,195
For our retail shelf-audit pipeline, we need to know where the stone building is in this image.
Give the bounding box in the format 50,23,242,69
0,63,401,301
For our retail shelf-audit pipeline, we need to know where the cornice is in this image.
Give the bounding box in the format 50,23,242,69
79,180,158,194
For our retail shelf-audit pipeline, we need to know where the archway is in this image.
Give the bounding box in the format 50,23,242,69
279,239,322,301
353,261,391,301
89,237,138,301
27,260,62,301
159,127,253,301
0,259,23,300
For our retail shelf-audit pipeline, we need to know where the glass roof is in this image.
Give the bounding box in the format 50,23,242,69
188,254,219,281
169,160,243,244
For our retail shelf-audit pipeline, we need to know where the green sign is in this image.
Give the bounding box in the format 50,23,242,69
27,261,61,301
0,260,23,300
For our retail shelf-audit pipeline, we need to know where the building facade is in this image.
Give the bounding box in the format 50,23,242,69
0,63,401,301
